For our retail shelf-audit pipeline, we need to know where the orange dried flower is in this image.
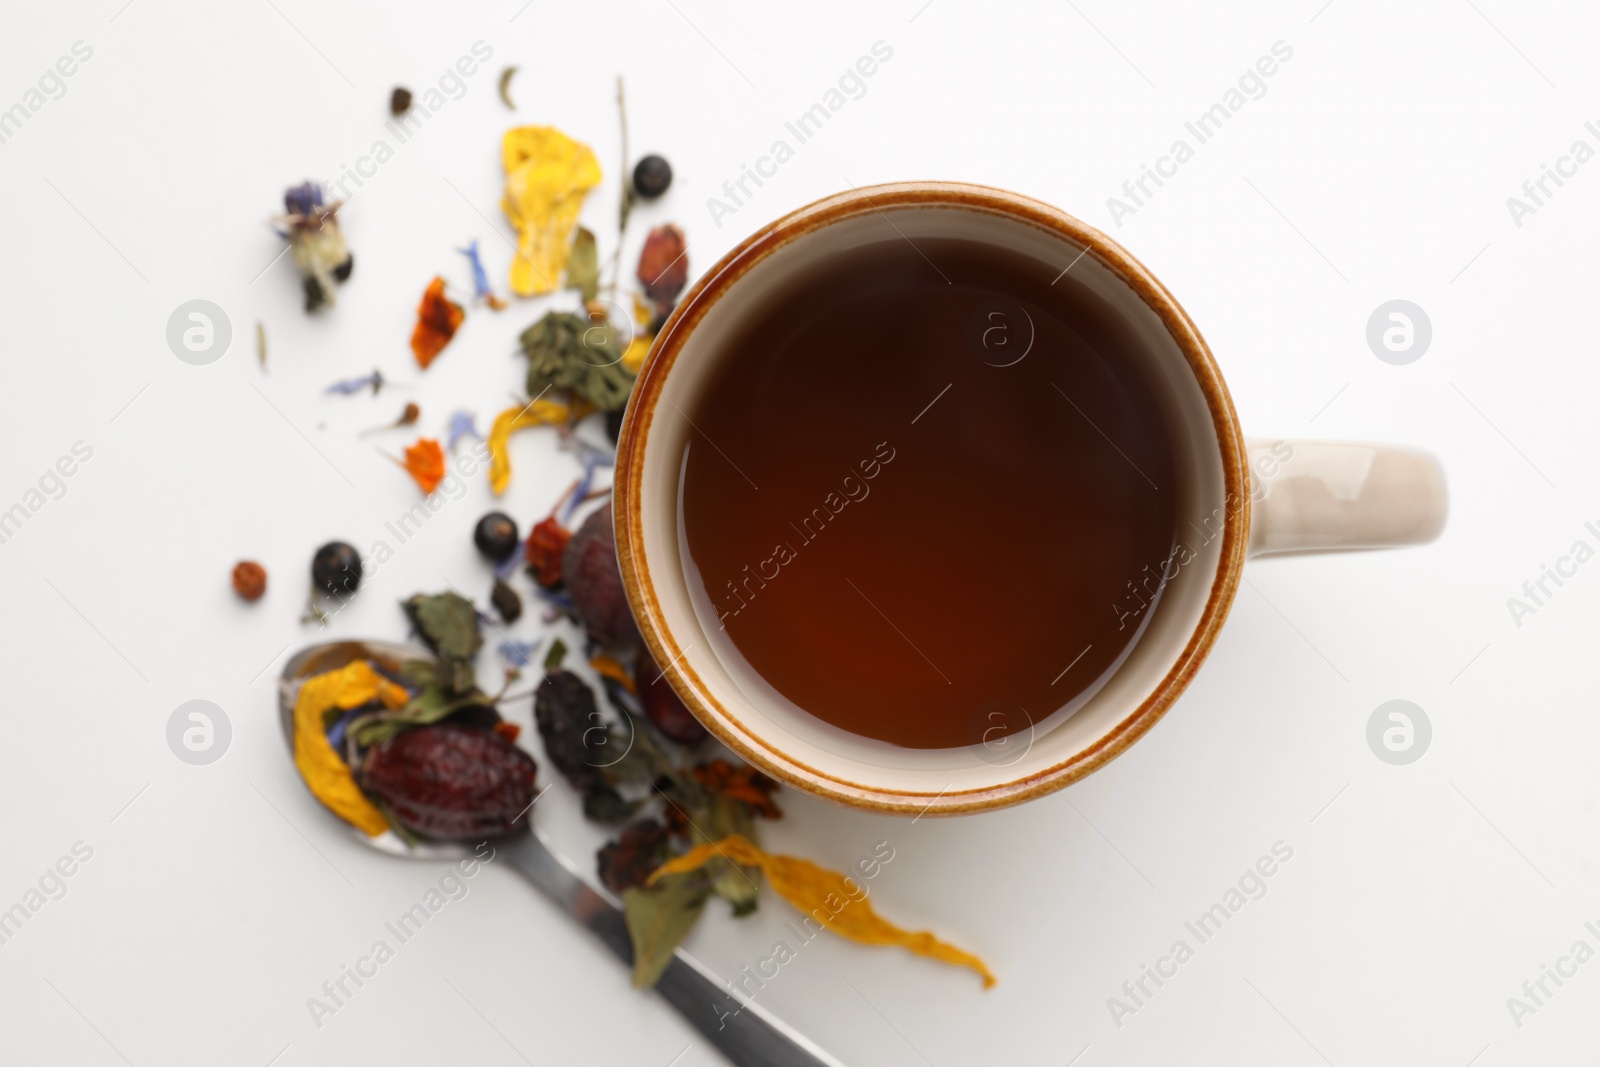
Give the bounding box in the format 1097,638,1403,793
403,438,446,494
493,721,522,743
410,276,464,368
525,515,571,588
692,758,781,819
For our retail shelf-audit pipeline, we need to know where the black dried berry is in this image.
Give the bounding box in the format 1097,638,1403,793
490,578,522,623
632,155,672,199
474,511,520,562
605,406,625,443
332,254,354,282
597,819,669,894
311,541,362,595
535,670,606,790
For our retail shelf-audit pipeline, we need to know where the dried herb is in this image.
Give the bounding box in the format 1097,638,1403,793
410,276,464,369
534,669,606,790
402,591,482,693
292,661,410,836
360,722,536,840
652,835,997,987
598,819,669,891
501,126,602,297
362,402,420,436
624,872,709,988
490,578,522,623
589,654,634,695
586,784,646,826
498,66,518,110
457,241,507,311
402,438,446,494
277,182,352,312
638,224,687,317
518,310,634,413
232,560,267,602
564,227,600,303
324,369,384,396
543,638,567,671
692,759,780,819
525,515,571,588
486,397,590,495
446,410,482,451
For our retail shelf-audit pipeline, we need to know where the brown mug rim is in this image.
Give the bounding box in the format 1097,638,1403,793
614,181,1249,816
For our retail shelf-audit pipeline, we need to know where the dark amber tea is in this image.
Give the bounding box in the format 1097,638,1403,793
679,236,1177,749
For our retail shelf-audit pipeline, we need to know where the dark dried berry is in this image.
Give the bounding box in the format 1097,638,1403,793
637,225,688,312
490,578,522,623
535,670,606,790
361,723,537,840
632,155,672,199
311,541,362,595
605,406,625,444
597,819,669,894
332,254,354,282
390,86,412,116
474,512,520,562
232,560,267,601
636,645,707,744
443,703,503,731
563,503,636,645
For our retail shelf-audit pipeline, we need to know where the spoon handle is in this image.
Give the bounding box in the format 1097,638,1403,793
497,832,846,1067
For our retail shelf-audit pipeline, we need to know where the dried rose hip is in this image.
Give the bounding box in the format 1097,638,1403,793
360,723,537,840
563,504,635,645
525,515,571,589
597,819,669,894
637,224,687,313
635,645,707,744
232,561,267,601
535,670,606,790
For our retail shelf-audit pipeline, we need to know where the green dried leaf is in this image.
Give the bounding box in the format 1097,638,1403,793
583,783,645,823
624,872,709,988
347,683,487,747
518,310,635,413
403,592,483,661
564,226,600,303
543,637,568,671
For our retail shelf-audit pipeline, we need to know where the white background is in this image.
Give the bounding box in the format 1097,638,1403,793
1,0,1596,1063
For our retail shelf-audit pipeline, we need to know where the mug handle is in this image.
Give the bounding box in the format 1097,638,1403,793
1246,439,1447,557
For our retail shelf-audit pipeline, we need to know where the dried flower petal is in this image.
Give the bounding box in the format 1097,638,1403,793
404,438,447,494
650,834,996,987
292,661,410,836
458,241,506,310
486,400,590,495
410,276,464,369
501,126,603,297
589,654,635,695
692,759,779,818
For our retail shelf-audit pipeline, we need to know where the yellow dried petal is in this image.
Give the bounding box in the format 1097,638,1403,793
486,399,592,495
501,126,602,297
292,661,409,837
650,834,996,987
589,654,636,695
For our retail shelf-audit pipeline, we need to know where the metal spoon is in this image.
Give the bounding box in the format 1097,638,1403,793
278,639,846,1067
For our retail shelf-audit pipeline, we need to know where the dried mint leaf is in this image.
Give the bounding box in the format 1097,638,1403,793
543,637,568,671
624,871,709,988
584,783,645,824
564,226,600,303
518,310,635,413
403,592,482,693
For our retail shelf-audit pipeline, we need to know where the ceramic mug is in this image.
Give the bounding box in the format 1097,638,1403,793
615,182,1445,816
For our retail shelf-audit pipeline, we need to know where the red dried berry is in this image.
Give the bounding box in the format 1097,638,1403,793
525,515,571,589
637,224,687,313
597,819,669,894
360,723,537,840
232,561,267,601
635,644,707,744
563,503,636,645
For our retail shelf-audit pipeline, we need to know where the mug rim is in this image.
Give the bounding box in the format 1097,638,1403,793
614,181,1250,816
